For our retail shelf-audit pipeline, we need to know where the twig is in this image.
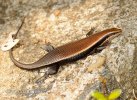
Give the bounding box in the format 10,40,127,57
133,89,137,99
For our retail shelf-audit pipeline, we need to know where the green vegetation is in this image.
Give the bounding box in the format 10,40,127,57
91,89,122,100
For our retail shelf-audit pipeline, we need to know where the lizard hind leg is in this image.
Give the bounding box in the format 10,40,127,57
36,43,60,83
42,43,60,75
41,42,54,52
36,64,59,84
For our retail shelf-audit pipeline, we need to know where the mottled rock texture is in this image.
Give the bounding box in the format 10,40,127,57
0,0,137,100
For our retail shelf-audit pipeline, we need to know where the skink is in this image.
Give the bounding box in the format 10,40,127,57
9,28,122,71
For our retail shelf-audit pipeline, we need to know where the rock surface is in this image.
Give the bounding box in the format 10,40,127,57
0,0,137,100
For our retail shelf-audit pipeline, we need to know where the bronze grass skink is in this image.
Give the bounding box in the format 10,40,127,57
9,28,122,71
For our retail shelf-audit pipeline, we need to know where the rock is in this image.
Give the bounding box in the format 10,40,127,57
87,56,106,72
0,0,137,100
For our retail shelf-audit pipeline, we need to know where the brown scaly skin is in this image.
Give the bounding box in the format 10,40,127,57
9,28,122,71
